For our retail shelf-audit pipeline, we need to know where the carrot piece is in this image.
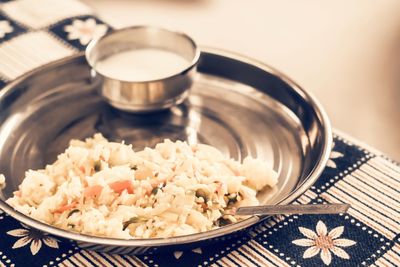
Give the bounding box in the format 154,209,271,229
52,202,77,214
215,181,223,194
200,202,208,212
84,185,103,198
143,183,153,196
108,180,134,194
79,166,86,174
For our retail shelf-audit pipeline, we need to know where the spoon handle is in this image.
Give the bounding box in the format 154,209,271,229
235,203,350,216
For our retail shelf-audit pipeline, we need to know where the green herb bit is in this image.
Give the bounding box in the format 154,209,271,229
94,161,101,172
195,189,209,203
215,217,231,227
227,193,238,205
122,216,146,230
151,187,160,195
67,209,80,218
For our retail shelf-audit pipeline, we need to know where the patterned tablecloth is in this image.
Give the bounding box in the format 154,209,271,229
0,1,399,266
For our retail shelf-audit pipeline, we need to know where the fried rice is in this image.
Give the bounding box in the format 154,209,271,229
5,134,278,239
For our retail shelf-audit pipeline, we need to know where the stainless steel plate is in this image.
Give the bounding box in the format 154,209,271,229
0,48,332,254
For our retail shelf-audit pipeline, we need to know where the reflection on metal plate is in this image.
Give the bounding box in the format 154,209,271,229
0,48,331,253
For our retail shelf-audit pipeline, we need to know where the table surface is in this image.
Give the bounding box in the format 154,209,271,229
83,0,400,160
0,1,399,266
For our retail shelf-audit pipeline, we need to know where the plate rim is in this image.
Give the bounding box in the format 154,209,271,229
0,47,332,247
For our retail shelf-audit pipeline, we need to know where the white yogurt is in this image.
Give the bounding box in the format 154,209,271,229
95,48,190,81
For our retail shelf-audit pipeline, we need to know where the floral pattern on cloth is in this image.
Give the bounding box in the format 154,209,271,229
327,142,344,169
7,223,59,256
64,18,107,45
173,248,202,259
292,220,356,265
0,20,13,38
0,13,27,44
49,15,111,51
0,0,399,264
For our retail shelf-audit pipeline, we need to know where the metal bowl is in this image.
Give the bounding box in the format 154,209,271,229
0,48,332,254
86,26,200,113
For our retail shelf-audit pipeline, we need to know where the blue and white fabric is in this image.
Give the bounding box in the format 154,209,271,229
0,1,399,266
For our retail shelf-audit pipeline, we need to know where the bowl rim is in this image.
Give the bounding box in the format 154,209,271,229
85,25,201,84
0,47,332,247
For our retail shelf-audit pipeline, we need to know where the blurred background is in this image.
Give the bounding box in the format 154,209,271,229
83,0,400,160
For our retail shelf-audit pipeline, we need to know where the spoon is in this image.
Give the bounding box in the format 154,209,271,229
235,203,350,216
